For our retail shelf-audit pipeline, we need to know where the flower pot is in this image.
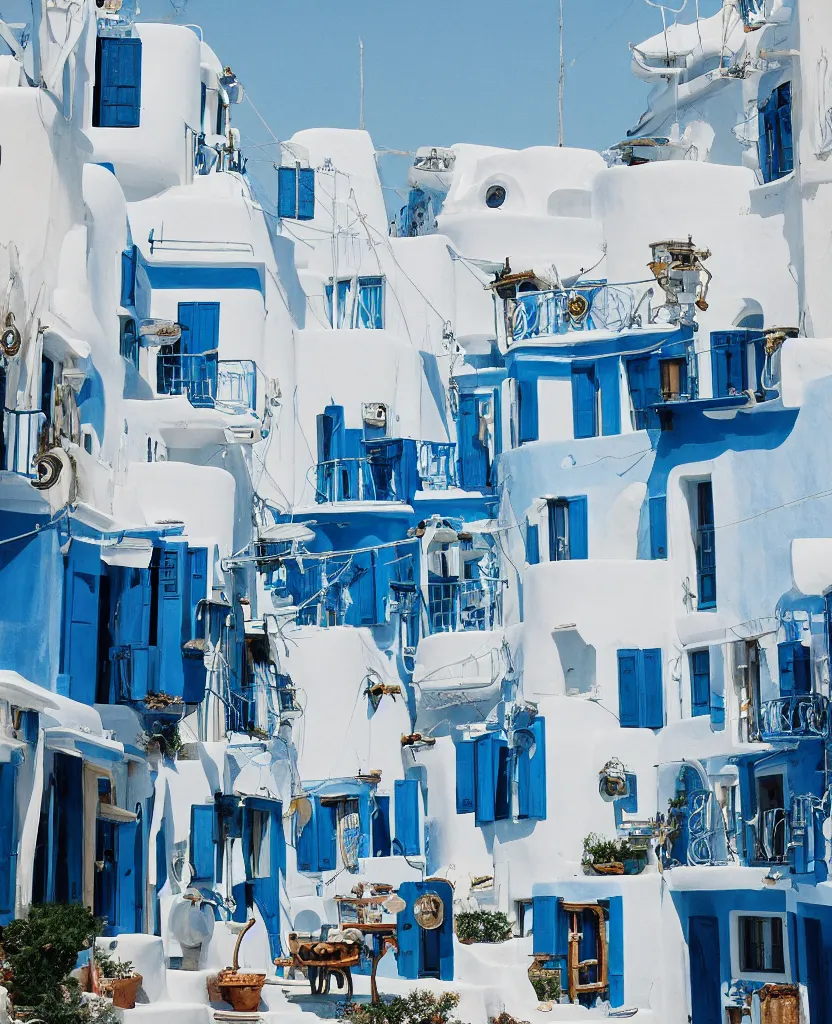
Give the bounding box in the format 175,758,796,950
587,862,625,875
102,973,143,1009
217,971,266,1012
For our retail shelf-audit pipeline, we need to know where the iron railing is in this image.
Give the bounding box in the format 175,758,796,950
157,355,258,413
759,694,829,740
418,441,458,489
506,284,647,343
686,789,723,866
316,458,377,502
217,360,256,414
1,409,46,477
316,440,458,503
426,580,501,634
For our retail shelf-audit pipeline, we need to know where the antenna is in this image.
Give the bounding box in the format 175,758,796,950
558,0,565,146
359,37,365,131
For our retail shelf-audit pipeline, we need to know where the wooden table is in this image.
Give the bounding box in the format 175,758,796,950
358,924,398,1005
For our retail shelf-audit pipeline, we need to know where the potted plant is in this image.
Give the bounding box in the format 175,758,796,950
582,833,646,875
94,948,143,1010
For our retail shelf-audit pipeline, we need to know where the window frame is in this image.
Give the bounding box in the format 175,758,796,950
731,911,790,983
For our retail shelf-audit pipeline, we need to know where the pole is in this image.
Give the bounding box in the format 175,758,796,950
558,0,565,146
359,38,365,131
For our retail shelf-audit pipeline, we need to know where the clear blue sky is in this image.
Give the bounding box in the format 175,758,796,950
4,0,723,207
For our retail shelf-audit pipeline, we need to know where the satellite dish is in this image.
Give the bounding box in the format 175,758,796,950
414,893,444,930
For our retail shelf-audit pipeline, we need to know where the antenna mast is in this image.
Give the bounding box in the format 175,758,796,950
359,38,365,131
558,0,565,146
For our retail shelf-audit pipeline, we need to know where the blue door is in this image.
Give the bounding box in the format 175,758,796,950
696,482,716,609
711,332,748,397
571,364,598,438
804,917,829,1024
626,356,660,429
112,566,152,701
63,540,102,705
457,394,489,490
176,302,220,407
689,915,721,1024
94,37,142,128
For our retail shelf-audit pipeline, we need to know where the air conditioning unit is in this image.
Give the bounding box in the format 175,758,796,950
362,402,388,430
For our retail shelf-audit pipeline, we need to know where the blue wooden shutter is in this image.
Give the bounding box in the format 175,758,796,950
572,363,597,438
690,650,711,717
526,522,540,565
649,495,667,559
455,741,476,814
711,332,748,397
95,37,142,128
474,734,496,825
457,394,489,490
776,84,794,177
116,818,140,934
63,540,101,706
394,779,420,856
0,764,16,920
518,718,547,820
495,740,512,820
189,804,215,880
641,648,664,728
112,567,152,701
598,357,621,436
372,795,391,856
567,496,588,559
357,277,384,329
120,246,138,307
278,167,297,218
517,379,538,443
607,896,625,1007
626,356,660,429
617,650,640,728
532,895,558,956
177,301,220,356
296,801,318,872
156,542,186,699
298,168,316,219
317,800,337,871
395,882,420,979
183,547,208,703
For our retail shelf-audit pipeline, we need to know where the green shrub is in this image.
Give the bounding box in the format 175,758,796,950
454,910,512,943
530,974,561,1002
344,989,461,1024
581,832,639,865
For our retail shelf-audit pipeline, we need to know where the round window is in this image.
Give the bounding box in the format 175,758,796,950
485,185,507,209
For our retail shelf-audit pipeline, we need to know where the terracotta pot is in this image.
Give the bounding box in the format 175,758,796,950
588,862,625,875
108,973,143,1010
217,972,266,1012
758,984,799,1024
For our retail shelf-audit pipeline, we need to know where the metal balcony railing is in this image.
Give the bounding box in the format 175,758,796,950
1,409,46,477
217,360,257,414
418,441,458,490
316,440,458,504
156,354,258,414
755,807,789,864
506,284,647,343
316,458,377,502
686,789,723,866
759,694,829,740
426,580,500,634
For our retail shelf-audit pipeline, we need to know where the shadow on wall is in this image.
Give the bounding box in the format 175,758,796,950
553,629,596,695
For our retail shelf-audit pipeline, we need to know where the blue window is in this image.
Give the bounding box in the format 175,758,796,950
778,640,811,696
394,778,421,856
278,166,316,220
649,494,667,559
617,648,664,728
526,522,540,565
93,37,142,128
572,363,598,438
455,741,476,813
690,650,711,718
546,496,588,561
295,797,337,873
325,279,352,328
120,246,138,307
758,82,794,184
711,331,749,397
626,355,661,430
517,378,538,444
189,804,216,880
120,318,139,368
372,795,391,856
158,302,220,407
357,277,384,330
695,481,716,609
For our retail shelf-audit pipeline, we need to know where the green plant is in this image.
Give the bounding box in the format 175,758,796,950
94,947,136,980
344,989,461,1024
143,720,183,759
581,832,640,865
0,903,118,1023
530,974,561,1002
454,909,513,943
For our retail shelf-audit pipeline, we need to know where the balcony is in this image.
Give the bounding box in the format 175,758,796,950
506,283,650,344
1,409,46,478
315,440,457,504
759,694,828,741
426,580,501,634
156,355,257,414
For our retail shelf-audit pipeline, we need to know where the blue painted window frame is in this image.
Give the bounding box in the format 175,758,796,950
690,649,711,718
695,481,717,610
278,166,316,219
571,362,598,438
617,648,664,728
649,494,667,559
778,640,812,697
357,276,384,330
758,82,794,184
546,496,588,561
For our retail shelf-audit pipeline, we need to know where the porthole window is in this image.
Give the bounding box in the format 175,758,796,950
485,185,507,209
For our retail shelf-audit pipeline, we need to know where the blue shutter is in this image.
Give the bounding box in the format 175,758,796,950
63,540,101,706
572,363,598,438
457,394,489,490
549,501,568,561
532,896,558,956
474,734,496,825
455,741,476,814
690,650,711,717
0,764,16,920
178,301,220,356
495,740,512,820
395,882,420,979
517,379,538,443
649,495,667,559
317,801,337,871
189,804,215,880
626,356,660,430
112,566,152,701
778,640,811,697
120,246,138,307
517,717,547,821
244,799,285,959
394,779,420,856
777,84,794,177
95,37,142,128
372,795,391,856
567,496,588,560
526,523,540,565
607,896,624,1007
298,168,316,220
296,801,318,872
711,332,748,397
183,547,208,704
357,277,384,329
598,358,621,436
642,648,664,728
116,818,140,934
617,650,640,728
155,542,186,699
